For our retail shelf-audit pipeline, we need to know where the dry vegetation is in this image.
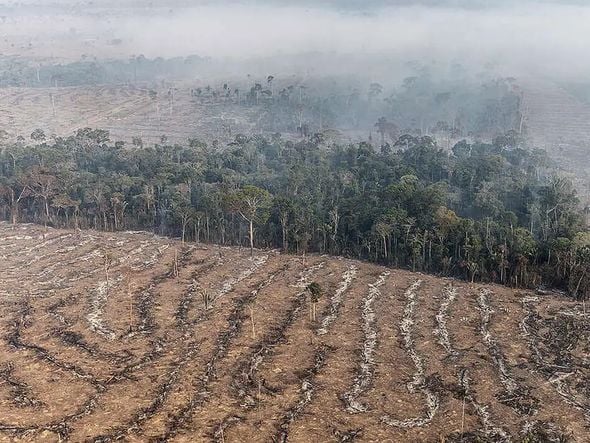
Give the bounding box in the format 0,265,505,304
0,84,259,146
0,222,588,442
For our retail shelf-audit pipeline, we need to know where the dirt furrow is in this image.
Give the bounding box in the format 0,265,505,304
230,261,327,409
436,283,521,440
317,265,358,335
457,367,511,442
6,300,103,387
433,284,458,357
186,260,331,442
1,224,589,442
273,344,331,442
267,264,365,442
381,280,440,428
0,246,196,440
476,289,537,416
341,271,390,413
213,262,365,443
174,258,222,329
133,247,194,334
520,295,590,427
0,302,103,440
71,253,267,442
0,362,44,409
100,258,289,442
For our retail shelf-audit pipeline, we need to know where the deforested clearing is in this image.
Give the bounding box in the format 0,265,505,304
0,223,588,442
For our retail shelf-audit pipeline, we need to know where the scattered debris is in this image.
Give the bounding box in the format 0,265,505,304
342,271,389,413
317,265,357,335
381,280,440,428
433,284,458,356
477,289,537,415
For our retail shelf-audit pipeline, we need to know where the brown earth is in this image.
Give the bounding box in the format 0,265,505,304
0,222,588,442
0,84,262,146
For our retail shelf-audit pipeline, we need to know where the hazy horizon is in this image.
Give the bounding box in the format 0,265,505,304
1,1,589,81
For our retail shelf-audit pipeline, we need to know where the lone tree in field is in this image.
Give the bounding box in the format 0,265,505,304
306,282,322,322
200,288,211,310
228,185,271,257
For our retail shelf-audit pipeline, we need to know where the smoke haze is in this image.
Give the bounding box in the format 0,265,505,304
1,1,589,79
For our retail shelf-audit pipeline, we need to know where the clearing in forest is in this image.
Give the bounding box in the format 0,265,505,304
0,222,588,442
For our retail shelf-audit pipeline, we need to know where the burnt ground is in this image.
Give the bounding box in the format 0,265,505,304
0,222,588,442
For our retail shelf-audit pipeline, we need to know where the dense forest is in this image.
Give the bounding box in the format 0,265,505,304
0,128,588,299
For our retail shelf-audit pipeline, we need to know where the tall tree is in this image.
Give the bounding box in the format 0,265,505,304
229,185,271,256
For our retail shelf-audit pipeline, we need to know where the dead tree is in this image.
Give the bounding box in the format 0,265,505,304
201,289,211,310
306,282,323,322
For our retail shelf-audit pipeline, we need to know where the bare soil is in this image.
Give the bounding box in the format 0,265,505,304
0,222,588,442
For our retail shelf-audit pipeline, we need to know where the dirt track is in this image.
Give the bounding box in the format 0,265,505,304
0,222,588,442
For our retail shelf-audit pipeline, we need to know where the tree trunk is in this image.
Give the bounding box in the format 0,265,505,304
283,225,288,252
249,219,254,257
206,215,210,242
574,270,586,299
44,198,50,223
11,203,18,225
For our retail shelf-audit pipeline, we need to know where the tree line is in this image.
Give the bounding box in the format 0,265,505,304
0,54,208,88
0,128,588,299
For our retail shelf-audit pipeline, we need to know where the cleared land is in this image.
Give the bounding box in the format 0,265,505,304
521,79,590,205
0,84,260,146
0,222,588,442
